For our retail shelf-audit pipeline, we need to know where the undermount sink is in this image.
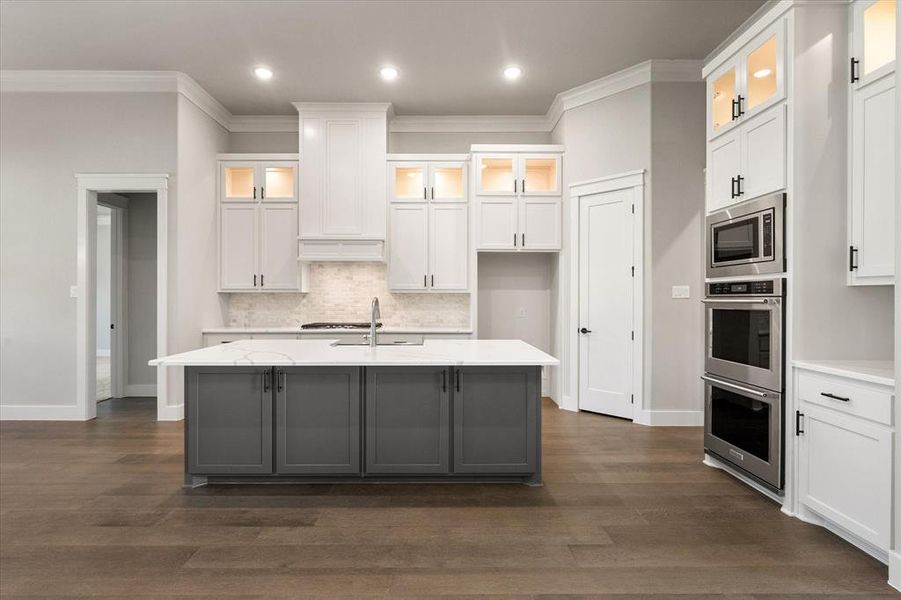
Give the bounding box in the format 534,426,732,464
330,334,424,347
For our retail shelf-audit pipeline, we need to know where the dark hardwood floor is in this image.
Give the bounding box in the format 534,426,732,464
0,397,894,598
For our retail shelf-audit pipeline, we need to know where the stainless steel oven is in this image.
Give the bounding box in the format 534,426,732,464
703,279,783,393
706,193,785,278
703,374,783,490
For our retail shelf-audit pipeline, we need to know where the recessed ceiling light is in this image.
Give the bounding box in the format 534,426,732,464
380,66,399,81
253,66,274,81
503,65,522,81
753,68,772,79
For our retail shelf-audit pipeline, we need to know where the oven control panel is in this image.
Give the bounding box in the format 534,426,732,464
707,279,783,297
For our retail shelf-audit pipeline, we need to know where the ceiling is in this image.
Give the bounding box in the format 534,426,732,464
0,0,765,116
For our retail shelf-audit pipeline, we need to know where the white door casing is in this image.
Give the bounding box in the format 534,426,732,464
578,187,634,419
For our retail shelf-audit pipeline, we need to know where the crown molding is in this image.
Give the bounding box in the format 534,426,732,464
292,102,392,113
173,73,231,130
229,115,298,132
389,114,551,133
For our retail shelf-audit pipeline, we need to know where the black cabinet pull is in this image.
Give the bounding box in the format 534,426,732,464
424,187,427,200
731,177,738,199
431,186,434,199
514,179,518,193
795,410,804,436
454,369,460,392
849,246,859,271
261,187,265,200
253,186,256,199
521,233,525,246
277,370,284,392
442,370,447,392
513,233,517,247
731,98,739,121
260,274,264,287
737,175,744,196
737,95,745,116
253,274,257,287
423,274,427,287
522,179,526,193
431,274,434,287
850,57,860,83
263,370,270,393
821,392,851,402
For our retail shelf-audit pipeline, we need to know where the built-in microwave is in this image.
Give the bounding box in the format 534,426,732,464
706,193,785,278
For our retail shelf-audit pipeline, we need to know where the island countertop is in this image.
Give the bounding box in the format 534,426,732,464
150,339,559,367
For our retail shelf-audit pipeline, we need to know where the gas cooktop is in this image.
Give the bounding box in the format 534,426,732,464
300,322,383,330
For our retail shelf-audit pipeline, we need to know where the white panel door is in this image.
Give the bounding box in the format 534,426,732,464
851,74,895,283
259,204,298,290
520,197,561,250
323,119,363,235
388,203,429,290
798,404,892,550
707,128,742,212
477,198,518,250
220,203,258,290
578,188,633,419
741,103,785,201
428,204,468,290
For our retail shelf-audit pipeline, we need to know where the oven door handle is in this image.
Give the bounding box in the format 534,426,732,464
701,298,773,304
701,375,770,398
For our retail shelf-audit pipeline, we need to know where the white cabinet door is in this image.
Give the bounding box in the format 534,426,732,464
520,197,562,250
477,198,518,250
260,162,297,203
390,162,428,203
388,203,429,290
707,129,742,212
220,203,258,290
519,154,561,196
221,163,259,202
322,119,364,235
740,19,785,122
476,154,517,196
798,404,893,550
259,204,298,290
850,74,895,284
429,162,467,202
428,204,468,290
851,0,897,90
741,103,785,201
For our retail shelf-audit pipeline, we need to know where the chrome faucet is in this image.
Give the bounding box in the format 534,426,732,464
369,297,380,347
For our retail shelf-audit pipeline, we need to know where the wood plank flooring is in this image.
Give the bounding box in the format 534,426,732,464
0,397,894,598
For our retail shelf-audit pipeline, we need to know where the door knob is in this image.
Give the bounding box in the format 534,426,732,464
579,327,592,334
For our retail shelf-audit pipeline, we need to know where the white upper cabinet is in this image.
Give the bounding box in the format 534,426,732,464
849,0,896,286
705,103,785,213
707,19,785,140
387,155,470,292
218,155,301,292
473,146,563,251
851,0,897,89
295,103,389,261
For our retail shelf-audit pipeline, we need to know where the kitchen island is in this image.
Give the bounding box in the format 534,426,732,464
151,339,558,486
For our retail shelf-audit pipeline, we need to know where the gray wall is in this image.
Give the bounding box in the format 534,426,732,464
648,82,706,413
0,92,177,410
791,5,894,360
125,193,158,387
228,131,297,153
388,131,550,153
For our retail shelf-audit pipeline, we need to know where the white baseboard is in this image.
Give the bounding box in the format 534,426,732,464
157,403,184,421
889,550,901,592
96,349,110,358
636,409,703,426
125,384,157,397
0,404,84,420
558,394,578,412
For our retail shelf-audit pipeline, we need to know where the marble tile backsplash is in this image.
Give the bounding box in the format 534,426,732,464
225,262,471,329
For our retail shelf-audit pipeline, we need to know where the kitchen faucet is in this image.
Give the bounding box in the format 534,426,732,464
369,297,380,347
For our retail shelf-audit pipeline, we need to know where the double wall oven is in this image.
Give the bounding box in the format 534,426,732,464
702,279,784,490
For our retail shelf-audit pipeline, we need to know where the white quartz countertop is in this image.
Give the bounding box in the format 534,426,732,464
151,339,559,367
202,327,473,335
793,359,895,387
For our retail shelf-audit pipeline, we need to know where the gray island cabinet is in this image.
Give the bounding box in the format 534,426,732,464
152,339,558,486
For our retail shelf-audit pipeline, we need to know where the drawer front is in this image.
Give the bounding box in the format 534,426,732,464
797,370,893,425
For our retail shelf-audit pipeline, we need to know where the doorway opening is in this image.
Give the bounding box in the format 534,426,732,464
94,194,158,411
76,174,170,421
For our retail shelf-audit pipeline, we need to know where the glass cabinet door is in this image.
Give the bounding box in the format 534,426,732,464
520,156,560,195
262,164,296,201
390,163,427,202
223,165,257,201
476,156,516,195
745,34,778,112
429,163,466,202
857,0,897,82
710,66,737,135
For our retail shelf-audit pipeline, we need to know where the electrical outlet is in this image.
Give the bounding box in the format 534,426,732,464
671,285,690,299
69,285,78,298
518,307,527,318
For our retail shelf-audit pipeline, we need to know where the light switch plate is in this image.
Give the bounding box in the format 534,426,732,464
672,285,690,299
69,285,78,298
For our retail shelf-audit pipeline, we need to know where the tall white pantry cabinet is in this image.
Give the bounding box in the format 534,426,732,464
218,155,304,292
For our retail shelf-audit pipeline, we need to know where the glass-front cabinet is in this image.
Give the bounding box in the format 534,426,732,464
390,162,467,202
476,156,516,195
475,154,560,196
852,0,897,87
221,162,297,202
707,20,784,139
